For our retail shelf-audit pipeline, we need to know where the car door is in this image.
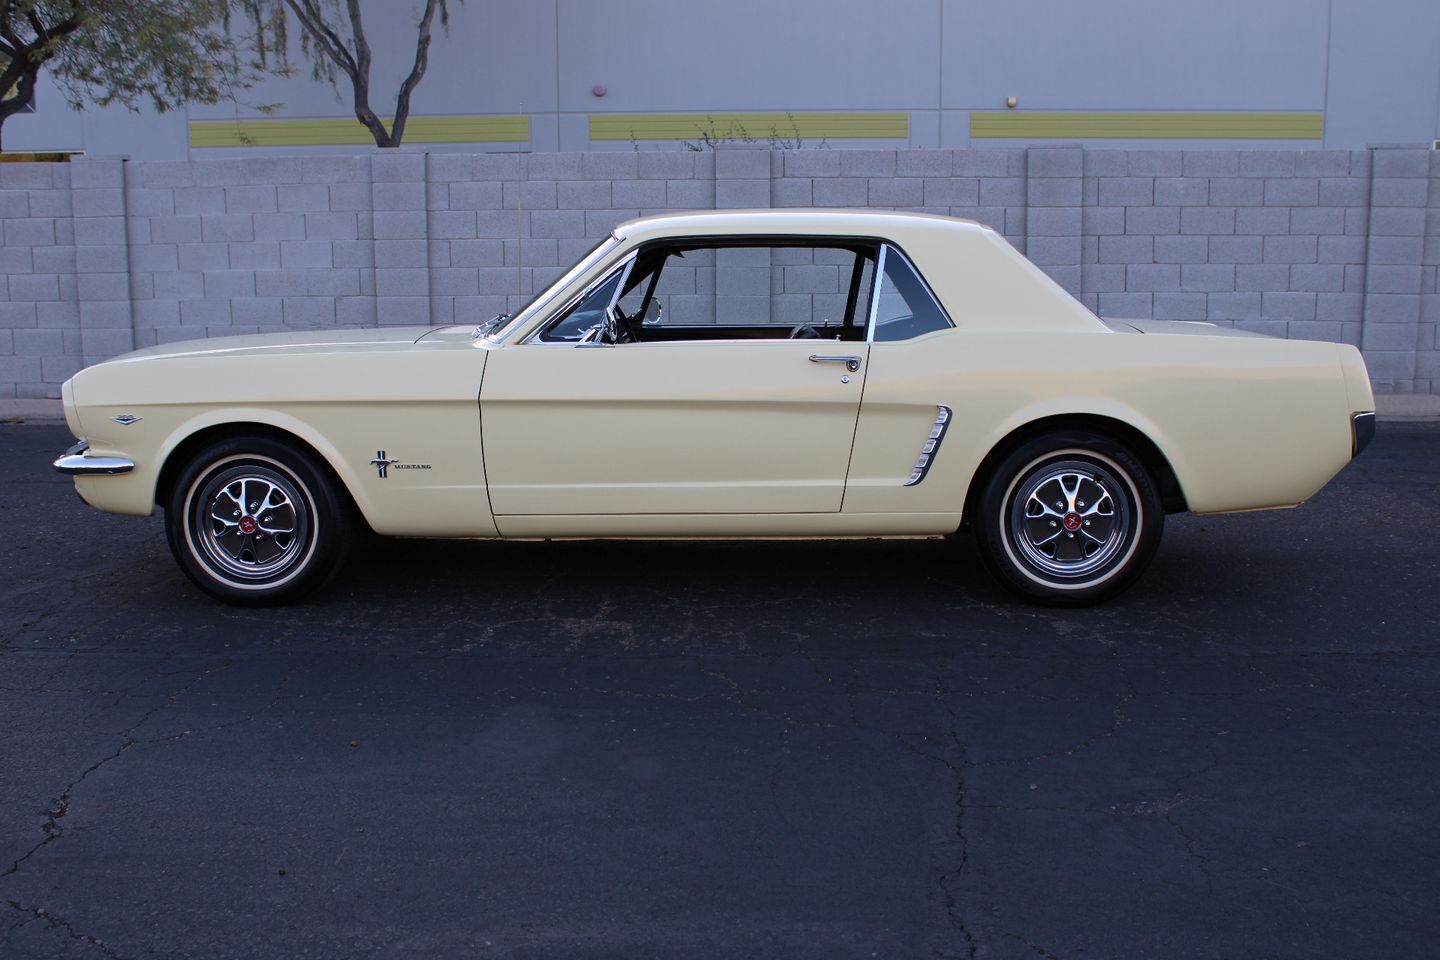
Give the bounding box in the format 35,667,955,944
480,241,874,519
842,243,967,516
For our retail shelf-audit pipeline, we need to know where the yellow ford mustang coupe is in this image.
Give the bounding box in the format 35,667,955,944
55,210,1375,605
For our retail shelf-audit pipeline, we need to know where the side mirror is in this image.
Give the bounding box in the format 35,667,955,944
643,300,663,326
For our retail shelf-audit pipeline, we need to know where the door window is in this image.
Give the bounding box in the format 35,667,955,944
537,240,878,344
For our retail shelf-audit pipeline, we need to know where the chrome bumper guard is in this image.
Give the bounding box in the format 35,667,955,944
53,440,135,476
1350,411,1376,459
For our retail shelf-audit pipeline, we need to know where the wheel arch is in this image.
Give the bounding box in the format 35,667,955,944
960,413,1187,529
155,419,368,530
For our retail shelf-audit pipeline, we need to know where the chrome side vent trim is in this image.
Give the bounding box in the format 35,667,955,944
904,405,952,487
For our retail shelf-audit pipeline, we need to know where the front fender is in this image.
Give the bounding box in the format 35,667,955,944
71,406,373,521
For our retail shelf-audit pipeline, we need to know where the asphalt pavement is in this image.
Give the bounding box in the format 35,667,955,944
2,421,1437,959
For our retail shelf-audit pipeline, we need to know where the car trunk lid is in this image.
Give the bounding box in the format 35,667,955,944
1102,318,1271,338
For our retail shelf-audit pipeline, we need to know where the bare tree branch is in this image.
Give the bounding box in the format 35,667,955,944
0,6,25,48
339,0,388,146
25,10,47,42
247,0,459,148
389,0,440,147
344,0,369,77
282,0,356,78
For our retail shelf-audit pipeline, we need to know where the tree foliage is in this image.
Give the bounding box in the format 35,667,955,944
0,0,262,149
239,0,459,148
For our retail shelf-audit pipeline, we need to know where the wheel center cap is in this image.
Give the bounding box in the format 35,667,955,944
1062,512,1082,532
238,516,258,534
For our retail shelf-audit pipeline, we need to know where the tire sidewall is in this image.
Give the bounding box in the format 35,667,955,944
976,432,1163,605
165,436,350,605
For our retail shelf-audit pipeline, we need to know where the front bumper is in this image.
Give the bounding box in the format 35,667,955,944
53,440,135,476
1351,411,1376,459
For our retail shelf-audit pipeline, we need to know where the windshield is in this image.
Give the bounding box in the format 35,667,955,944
485,234,622,342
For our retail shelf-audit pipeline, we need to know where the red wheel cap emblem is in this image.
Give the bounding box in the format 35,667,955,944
1062,512,1082,532
238,516,258,534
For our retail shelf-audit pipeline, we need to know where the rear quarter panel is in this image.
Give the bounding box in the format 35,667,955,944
847,328,1354,517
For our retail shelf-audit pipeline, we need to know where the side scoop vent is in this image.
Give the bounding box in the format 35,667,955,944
904,405,952,487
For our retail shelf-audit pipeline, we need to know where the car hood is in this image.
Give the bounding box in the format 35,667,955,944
106,325,473,363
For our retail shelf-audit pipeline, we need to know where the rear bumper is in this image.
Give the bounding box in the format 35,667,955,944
1351,411,1376,459
53,440,135,476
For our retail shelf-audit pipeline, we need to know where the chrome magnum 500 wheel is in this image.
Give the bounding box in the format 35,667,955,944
165,435,353,605
974,431,1164,605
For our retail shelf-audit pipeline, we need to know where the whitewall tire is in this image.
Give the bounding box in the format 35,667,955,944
974,431,1163,605
164,435,353,605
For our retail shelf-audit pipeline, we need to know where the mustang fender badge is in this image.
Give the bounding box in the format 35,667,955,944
370,450,399,479
370,450,431,479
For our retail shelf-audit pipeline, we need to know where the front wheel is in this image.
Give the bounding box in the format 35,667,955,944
164,435,353,605
973,431,1163,605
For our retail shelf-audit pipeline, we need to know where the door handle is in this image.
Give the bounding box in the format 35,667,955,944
808,354,861,373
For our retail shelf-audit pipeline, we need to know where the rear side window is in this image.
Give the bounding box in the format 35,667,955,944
871,246,953,342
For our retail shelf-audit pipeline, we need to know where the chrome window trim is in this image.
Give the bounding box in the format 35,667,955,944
523,236,920,346
523,253,637,345
605,236,884,343
491,233,623,344
888,244,955,329
864,244,888,343
867,243,956,344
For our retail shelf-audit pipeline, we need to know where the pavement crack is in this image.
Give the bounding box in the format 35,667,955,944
4,899,130,959
931,663,978,960
3,657,239,885
997,929,1062,959
1158,748,1222,895
27,650,80,694
2,737,128,882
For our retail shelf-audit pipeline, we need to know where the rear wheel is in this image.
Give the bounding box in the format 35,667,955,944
164,435,353,605
973,431,1163,605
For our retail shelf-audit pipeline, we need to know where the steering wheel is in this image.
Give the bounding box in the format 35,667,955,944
611,304,639,343
788,323,823,340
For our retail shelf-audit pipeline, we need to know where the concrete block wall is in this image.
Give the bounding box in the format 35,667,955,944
0,146,1435,399
1076,147,1373,348
0,162,79,396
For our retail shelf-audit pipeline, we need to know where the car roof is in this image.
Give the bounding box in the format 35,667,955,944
613,208,994,244
599,207,1102,336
